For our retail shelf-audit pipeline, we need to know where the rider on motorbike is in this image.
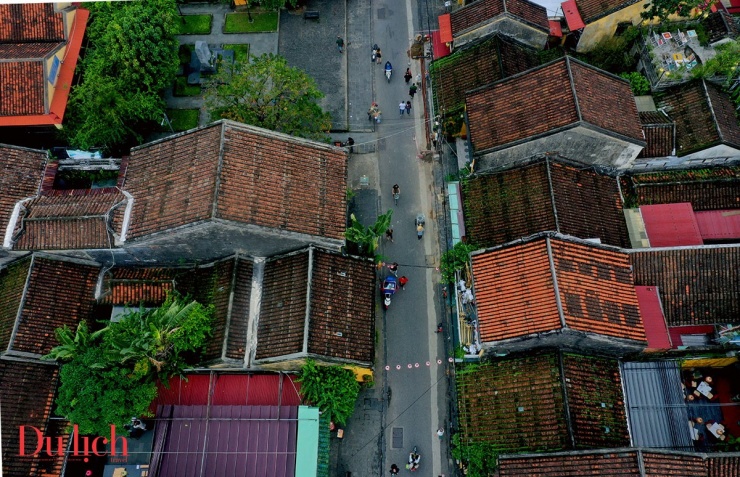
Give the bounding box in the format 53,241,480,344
407,450,421,471
392,184,400,204
385,61,392,81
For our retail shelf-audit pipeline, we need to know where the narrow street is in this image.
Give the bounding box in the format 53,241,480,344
372,1,450,475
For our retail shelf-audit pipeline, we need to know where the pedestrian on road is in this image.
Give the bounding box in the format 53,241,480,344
336,36,344,53
416,73,422,85
367,102,378,121
437,427,445,439
385,228,394,242
405,101,411,115
390,464,400,475
404,68,413,83
388,262,398,276
375,47,382,64
409,84,418,99
399,276,408,290
399,101,406,116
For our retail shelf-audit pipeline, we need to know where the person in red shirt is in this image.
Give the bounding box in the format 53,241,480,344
399,276,408,290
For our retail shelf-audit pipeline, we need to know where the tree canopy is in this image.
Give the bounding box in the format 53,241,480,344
63,0,179,153
44,293,213,437
640,0,704,22
344,209,393,258
205,53,332,141
297,359,360,426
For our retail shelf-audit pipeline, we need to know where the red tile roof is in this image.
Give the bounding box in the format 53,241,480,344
630,245,740,326
472,235,645,343
451,0,549,36
499,451,640,476
574,0,637,23
430,35,539,114
0,62,46,116
0,144,45,234
0,4,64,42
625,169,740,211
457,352,628,454
12,190,126,250
99,267,178,306
640,203,703,247
255,249,376,364
12,256,99,355
708,456,740,477
635,286,671,349
642,452,707,475
0,257,32,352
639,111,675,158
463,159,630,248
466,57,642,153
660,81,740,156
0,43,58,58
0,359,64,477
125,121,347,241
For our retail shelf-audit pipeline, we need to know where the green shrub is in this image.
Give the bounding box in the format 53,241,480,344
175,14,212,35
166,109,200,131
223,43,251,63
224,12,278,33
297,359,360,426
179,44,194,65
620,72,651,95
173,76,201,97
440,242,476,284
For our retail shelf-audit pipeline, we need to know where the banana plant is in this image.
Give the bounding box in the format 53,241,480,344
42,321,108,364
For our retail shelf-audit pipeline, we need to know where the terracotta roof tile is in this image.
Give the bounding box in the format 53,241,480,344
499,451,640,476
660,81,740,156
0,257,31,351
451,0,548,35
625,171,740,211
562,354,630,448
12,257,99,355
642,452,706,475
307,252,375,363
125,121,347,241
99,267,178,306
224,257,253,360
630,245,740,326
125,124,221,238
217,123,347,240
457,353,569,452
473,236,645,343
13,191,126,250
0,144,45,232
0,42,58,58
570,61,644,142
256,252,310,359
464,159,630,248
430,35,539,114
0,62,45,116
708,456,740,477
639,112,675,158
574,0,638,23
0,4,65,42
0,359,64,477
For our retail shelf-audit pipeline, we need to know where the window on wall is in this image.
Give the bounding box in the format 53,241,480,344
48,56,60,85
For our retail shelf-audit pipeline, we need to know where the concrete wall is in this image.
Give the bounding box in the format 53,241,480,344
680,143,740,159
476,126,644,171
455,16,548,50
480,329,646,357
577,2,648,52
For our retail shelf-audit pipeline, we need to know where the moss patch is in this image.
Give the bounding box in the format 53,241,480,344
224,12,278,33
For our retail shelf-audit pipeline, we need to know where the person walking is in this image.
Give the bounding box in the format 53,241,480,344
336,36,344,53
390,463,400,475
405,101,411,115
385,228,394,242
399,276,408,290
404,68,413,83
367,102,378,121
437,427,445,439
388,262,398,276
409,84,418,99
399,101,406,116
375,47,382,64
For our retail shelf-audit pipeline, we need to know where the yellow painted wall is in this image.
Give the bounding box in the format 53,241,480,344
44,46,66,108
343,365,374,382
681,357,738,368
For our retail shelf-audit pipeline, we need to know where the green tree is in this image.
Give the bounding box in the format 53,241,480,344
297,359,360,426
440,242,476,284
344,209,393,257
63,0,179,152
620,72,651,95
451,434,500,477
641,0,703,21
45,293,213,436
55,349,158,436
205,53,332,141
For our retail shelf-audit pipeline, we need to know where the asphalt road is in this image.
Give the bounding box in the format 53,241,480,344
374,1,449,475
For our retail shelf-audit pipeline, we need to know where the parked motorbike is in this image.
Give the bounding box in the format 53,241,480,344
382,276,397,310
385,61,392,83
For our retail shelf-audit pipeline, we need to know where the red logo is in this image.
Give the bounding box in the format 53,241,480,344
19,425,128,457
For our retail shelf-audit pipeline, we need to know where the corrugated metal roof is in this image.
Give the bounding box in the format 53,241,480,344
635,286,671,349
621,361,693,450
549,19,563,37
561,0,585,30
640,203,703,247
438,13,452,43
295,406,320,477
695,210,740,241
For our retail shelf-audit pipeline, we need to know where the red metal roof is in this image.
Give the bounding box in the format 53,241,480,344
635,286,671,349
668,325,716,348
431,30,452,59
561,0,585,30
695,209,740,241
439,13,453,43
640,203,703,247
549,19,563,37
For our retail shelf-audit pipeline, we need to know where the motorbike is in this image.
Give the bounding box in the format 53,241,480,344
382,275,397,310
372,43,379,62
385,61,392,83
415,213,425,239
406,446,421,471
